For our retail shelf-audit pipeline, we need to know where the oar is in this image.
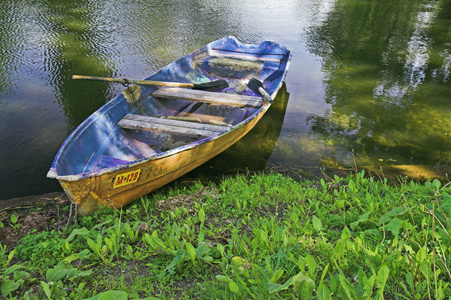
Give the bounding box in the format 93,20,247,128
247,78,273,104
72,75,229,91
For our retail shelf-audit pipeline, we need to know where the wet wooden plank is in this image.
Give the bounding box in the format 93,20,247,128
152,87,263,107
118,114,228,137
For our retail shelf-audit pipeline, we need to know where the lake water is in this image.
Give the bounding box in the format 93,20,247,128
1,0,450,200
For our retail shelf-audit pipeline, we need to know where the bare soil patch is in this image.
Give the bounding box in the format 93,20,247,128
0,192,71,249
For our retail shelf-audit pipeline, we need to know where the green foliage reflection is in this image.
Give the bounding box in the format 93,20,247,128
306,0,451,169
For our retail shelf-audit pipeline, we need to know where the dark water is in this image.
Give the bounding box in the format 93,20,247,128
1,0,450,200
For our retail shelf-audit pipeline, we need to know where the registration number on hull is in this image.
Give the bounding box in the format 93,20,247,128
113,169,141,189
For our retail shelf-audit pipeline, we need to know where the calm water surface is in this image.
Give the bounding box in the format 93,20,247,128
1,0,450,200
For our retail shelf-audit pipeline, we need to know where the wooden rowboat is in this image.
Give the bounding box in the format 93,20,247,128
47,36,292,215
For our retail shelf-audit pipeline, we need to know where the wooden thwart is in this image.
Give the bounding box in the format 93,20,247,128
152,87,263,107
118,114,228,137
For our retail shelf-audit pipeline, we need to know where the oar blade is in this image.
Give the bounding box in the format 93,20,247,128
247,78,264,95
192,79,229,91
248,78,273,104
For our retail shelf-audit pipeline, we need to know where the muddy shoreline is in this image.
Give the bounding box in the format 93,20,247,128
0,192,68,211
1,162,449,212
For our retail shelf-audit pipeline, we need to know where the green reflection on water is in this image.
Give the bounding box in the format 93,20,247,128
306,0,451,170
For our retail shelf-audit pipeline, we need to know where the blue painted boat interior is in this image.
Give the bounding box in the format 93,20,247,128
48,37,292,179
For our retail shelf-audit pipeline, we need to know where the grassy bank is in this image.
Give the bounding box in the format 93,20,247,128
1,171,451,299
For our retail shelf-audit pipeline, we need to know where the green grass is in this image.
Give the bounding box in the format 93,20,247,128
1,171,451,299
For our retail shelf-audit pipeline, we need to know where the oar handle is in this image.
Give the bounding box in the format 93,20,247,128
72,75,194,88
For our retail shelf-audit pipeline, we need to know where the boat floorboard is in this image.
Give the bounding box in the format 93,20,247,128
152,87,263,107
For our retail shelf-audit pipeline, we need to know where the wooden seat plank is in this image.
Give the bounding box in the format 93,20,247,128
118,114,228,137
152,87,263,107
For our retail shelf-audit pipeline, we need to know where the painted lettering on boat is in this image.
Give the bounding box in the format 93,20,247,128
144,165,164,179
113,169,141,189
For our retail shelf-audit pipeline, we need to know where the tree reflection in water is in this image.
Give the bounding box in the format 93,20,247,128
305,0,451,177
